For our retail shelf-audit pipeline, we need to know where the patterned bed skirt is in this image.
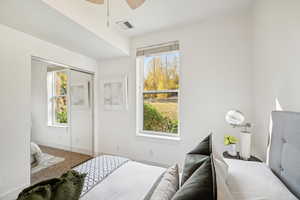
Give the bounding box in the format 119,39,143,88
73,155,130,197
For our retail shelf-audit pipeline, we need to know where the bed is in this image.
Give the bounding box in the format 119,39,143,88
20,111,299,200
75,111,300,200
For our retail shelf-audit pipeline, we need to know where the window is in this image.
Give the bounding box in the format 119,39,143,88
136,41,180,137
47,70,68,126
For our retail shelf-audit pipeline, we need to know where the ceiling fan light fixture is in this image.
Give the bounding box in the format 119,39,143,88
86,0,145,9
126,0,146,9
86,0,104,4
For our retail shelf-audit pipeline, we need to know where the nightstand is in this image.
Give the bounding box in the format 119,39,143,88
223,151,262,162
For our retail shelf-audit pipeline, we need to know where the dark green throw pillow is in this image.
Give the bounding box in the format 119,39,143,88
181,134,212,185
17,185,52,200
188,134,212,155
17,170,86,200
53,170,86,200
181,154,208,185
17,179,61,200
172,157,216,200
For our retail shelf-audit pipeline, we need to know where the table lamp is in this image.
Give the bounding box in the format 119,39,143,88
225,110,252,160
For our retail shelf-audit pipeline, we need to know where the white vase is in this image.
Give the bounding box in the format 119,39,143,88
240,131,251,160
228,144,237,156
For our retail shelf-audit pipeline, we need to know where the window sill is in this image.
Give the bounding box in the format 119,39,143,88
47,124,69,128
137,132,181,141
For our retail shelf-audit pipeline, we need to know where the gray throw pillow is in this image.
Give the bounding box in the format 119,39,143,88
148,164,180,200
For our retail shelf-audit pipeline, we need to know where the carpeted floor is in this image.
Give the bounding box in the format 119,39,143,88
31,146,92,185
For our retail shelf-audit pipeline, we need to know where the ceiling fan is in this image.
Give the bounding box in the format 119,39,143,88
86,0,145,9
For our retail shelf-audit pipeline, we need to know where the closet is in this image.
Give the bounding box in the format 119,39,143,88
30,57,94,184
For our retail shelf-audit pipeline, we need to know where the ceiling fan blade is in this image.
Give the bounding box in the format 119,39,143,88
86,0,104,4
126,0,145,9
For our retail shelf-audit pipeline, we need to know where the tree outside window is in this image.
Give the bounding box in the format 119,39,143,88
141,52,180,135
48,70,68,125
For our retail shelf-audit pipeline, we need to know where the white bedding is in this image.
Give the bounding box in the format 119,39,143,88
79,157,297,200
80,161,165,200
225,159,298,200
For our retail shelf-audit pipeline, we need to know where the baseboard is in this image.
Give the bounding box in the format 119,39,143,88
0,184,27,200
34,140,93,156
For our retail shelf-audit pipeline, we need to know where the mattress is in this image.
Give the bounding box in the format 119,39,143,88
226,159,298,200
80,161,165,200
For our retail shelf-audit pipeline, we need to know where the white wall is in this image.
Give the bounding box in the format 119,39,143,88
98,12,253,167
0,24,99,199
252,0,300,160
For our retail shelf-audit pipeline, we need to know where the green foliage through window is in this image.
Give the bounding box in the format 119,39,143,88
143,103,178,134
54,71,68,124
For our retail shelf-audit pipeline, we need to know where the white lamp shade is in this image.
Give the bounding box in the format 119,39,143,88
225,110,245,126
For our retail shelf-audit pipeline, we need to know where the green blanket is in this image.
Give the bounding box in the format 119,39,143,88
17,170,86,200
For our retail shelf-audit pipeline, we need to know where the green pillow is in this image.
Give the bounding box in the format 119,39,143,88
17,179,60,200
17,170,86,200
52,170,86,200
181,134,212,185
17,185,51,200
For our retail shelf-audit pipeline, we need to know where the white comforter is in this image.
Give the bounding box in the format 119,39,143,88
80,161,165,200
226,159,298,200
80,158,297,200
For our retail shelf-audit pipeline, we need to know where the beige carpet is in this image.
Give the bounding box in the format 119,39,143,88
31,146,92,185
31,153,65,174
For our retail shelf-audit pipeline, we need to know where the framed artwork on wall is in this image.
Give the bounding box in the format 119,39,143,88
70,81,90,110
102,75,128,111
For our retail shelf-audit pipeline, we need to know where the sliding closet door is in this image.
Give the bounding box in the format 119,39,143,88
31,60,71,151
69,70,93,156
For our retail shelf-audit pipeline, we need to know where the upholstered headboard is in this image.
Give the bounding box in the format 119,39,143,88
269,111,300,199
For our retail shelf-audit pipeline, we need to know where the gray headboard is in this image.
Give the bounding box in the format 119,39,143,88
269,111,300,199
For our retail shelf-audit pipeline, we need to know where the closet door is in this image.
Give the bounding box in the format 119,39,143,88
69,70,93,156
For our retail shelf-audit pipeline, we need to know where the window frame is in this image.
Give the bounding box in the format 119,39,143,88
136,50,181,139
47,69,70,127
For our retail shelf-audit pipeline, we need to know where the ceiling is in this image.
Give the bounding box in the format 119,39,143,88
0,0,252,60
42,0,253,41
0,0,129,60
109,0,253,37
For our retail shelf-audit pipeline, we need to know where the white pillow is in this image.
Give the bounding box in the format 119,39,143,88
214,158,235,200
212,134,229,181
30,142,43,163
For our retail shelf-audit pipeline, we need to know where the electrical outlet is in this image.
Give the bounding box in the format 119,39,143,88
149,149,154,157
116,145,120,152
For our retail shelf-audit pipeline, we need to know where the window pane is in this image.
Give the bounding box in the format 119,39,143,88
55,71,68,96
143,92,178,134
54,96,68,124
144,52,179,91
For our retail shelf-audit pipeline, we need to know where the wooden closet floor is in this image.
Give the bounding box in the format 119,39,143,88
31,145,92,185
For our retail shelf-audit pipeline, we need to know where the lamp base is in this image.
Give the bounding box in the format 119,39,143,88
240,131,251,160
